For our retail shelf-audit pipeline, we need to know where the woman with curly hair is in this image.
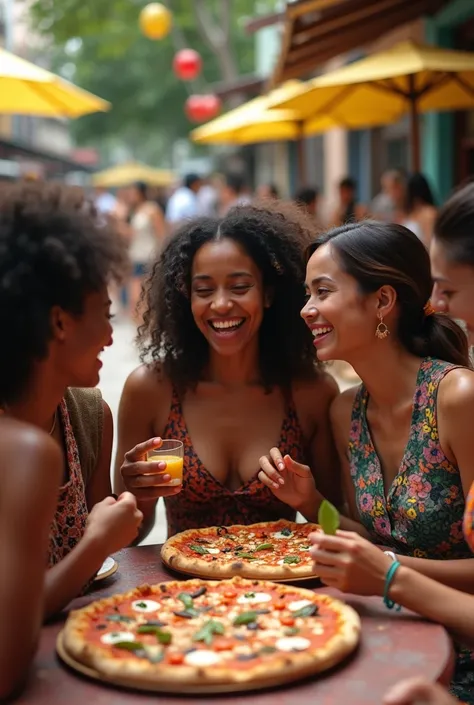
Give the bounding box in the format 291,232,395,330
116,201,342,538
0,181,143,618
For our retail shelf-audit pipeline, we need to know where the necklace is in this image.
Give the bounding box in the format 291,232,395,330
0,407,58,436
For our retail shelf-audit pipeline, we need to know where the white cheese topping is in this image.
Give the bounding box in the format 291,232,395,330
184,649,222,667
131,599,160,613
236,592,272,605
206,547,220,554
101,631,135,645
288,599,314,612
312,624,325,635
273,531,292,540
275,636,311,652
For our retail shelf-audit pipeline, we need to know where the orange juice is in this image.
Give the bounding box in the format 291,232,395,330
147,454,183,486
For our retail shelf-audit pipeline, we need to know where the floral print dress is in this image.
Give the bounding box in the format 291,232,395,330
48,399,89,566
349,357,473,703
162,388,307,537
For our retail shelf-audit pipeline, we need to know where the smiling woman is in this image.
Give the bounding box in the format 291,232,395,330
115,201,343,538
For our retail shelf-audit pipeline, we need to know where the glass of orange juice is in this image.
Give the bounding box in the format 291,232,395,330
147,440,184,487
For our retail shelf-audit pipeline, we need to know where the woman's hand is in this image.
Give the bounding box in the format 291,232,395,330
85,492,144,555
384,679,458,705
120,438,182,501
258,448,319,511
309,530,392,595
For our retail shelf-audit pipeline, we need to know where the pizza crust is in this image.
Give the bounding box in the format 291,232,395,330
161,520,320,580
62,577,361,691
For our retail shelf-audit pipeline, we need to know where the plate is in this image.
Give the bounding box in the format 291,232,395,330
94,557,118,582
161,555,320,584
56,630,317,694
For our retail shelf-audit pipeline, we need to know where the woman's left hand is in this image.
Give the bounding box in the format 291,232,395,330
309,530,393,596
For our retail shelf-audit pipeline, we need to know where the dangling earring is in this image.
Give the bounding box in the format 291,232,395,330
375,313,390,340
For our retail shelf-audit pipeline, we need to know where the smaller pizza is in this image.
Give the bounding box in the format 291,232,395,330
161,520,320,580
61,577,360,691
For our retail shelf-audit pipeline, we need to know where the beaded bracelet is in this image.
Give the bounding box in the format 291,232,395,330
383,560,402,611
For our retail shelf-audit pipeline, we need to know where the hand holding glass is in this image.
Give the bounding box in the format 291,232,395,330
147,440,184,487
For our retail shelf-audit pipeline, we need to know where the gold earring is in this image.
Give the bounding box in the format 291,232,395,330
375,314,390,340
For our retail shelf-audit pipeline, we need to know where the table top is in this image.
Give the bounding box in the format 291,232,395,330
18,545,454,705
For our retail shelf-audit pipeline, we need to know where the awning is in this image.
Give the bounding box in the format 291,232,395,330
270,0,448,87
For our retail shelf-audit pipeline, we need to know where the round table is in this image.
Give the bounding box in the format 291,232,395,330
17,544,454,705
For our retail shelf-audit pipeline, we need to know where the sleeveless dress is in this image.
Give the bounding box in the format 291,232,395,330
162,389,307,537
129,207,158,271
48,399,89,566
349,357,473,703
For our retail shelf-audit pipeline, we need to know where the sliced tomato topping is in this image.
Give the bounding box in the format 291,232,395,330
168,652,185,665
280,616,295,626
213,638,235,651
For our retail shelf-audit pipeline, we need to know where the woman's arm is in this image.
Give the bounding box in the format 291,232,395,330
149,203,166,241
294,373,343,508
394,370,474,592
310,530,474,650
114,365,177,542
0,424,62,699
85,400,113,510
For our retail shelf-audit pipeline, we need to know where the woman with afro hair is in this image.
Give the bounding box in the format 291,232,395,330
116,201,342,538
0,182,143,619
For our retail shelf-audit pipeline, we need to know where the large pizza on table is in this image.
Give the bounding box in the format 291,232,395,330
61,576,360,692
161,519,321,580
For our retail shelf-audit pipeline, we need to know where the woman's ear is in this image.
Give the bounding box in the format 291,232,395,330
375,285,397,319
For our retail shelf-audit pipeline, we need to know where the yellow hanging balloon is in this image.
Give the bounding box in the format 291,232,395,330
139,3,172,40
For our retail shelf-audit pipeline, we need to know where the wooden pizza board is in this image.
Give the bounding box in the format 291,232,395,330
56,630,333,695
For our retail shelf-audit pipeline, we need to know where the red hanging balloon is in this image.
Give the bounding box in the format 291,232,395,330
173,49,202,81
185,94,221,123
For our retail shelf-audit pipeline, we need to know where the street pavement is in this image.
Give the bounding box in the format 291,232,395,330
98,317,359,546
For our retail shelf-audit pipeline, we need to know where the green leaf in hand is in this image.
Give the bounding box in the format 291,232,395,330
318,499,340,535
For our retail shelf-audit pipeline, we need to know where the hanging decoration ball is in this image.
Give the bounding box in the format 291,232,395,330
173,49,202,81
139,3,172,40
185,95,222,123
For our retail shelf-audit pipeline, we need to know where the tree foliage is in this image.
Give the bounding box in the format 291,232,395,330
29,0,276,161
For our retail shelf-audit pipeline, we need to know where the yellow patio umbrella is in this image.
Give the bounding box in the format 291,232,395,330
92,162,175,188
271,41,474,171
191,80,396,183
0,47,110,117
190,82,306,145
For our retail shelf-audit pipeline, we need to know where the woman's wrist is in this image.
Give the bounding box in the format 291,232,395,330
295,488,324,523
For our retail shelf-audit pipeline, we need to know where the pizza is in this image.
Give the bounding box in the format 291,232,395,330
161,519,320,580
61,576,360,691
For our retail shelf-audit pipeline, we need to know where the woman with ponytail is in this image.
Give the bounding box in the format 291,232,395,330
258,219,474,702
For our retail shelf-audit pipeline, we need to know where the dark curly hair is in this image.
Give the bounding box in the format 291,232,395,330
138,201,319,392
0,181,128,407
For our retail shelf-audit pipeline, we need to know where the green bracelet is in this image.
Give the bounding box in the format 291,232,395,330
383,560,401,611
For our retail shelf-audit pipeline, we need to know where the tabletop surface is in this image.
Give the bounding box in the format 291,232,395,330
17,544,454,705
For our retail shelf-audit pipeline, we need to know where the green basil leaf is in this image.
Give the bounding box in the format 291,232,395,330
260,645,277,655
283,555,301,564
244,592,256,598
193,620,224,645
255,543,274,551
293,604,319,618
105,614,135,624
235,552,257,560
280,527,292,537
114,641,145,652
178,592,194,609
318,499,340,536
189,544,209,555
136,625,172,645
284,627,300,636
233,611,259,626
